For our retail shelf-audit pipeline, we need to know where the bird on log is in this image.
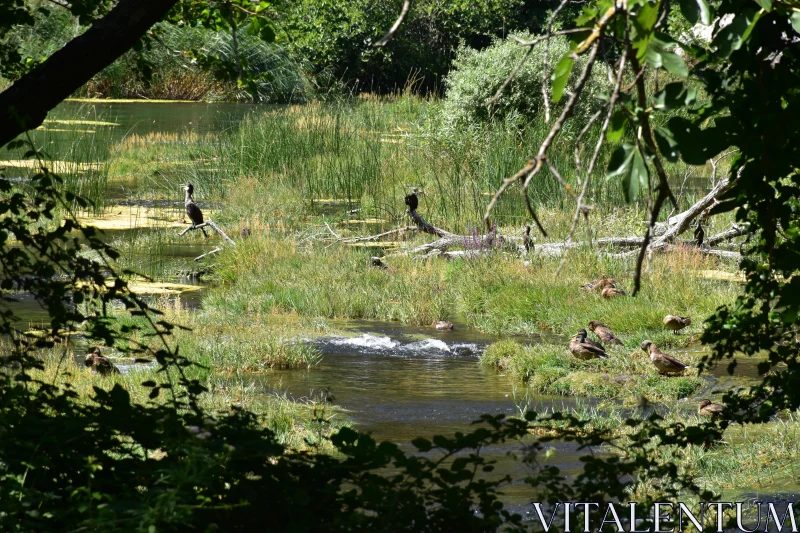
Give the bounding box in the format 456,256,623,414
184,183,208,237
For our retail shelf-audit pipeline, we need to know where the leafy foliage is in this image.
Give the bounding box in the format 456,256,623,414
276,0,529,94
438,33,608,138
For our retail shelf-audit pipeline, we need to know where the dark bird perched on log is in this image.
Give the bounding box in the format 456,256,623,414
588,320,623,345
663,315,692,334
640,340,689,375
85,347,120,376
694,218,704,247
698,399,725,418
404,191,418,212
569,329,608,360
523,225,534,253
183,183,207,237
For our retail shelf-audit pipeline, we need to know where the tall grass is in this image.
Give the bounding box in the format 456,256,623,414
115,96,732,237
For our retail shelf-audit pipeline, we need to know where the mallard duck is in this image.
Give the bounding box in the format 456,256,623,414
523,225,534,253
663,315,692,333
581,277,616,291
588,320,623,345
640,340,688,375
434,320,454,331
577,328,604,351
698,399,725,418
570,330,608,360
85,347,120,376
183,183,208,237
602,287,626,299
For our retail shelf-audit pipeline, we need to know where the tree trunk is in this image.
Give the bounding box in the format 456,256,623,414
0,0,180,148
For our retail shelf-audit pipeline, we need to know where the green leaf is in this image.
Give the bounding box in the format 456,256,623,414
654,125,680,162
626,148,649,203
679,0,712,25
606,109,627,144
551,53,575,103
791,12,800,34
646,38,688,77
411,438,432,452
753,0,772,10
606,143,635,180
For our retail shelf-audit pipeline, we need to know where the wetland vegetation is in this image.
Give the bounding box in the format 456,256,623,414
2,0,800,530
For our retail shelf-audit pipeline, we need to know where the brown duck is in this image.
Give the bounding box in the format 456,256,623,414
434,321,454,331
663,315,692,333
581,277,616,291
588,320,623,346
577,328,604,351
640,340,688,375
85,347,120,376
602,287,626,299
570,330,608,360
698,399,725,418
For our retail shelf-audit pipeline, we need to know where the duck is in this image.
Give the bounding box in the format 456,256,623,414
587,320,623,345
663,315,692,333
581,277,616,291
698,399,725,418
85,347,120,376
640,340,689,375
434,320,454,331
569,330,608,360
602,287,626,299
577,328,604,351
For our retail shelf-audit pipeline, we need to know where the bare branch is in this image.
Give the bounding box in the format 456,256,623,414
541,0,571,124
554,44,628,277
374,0,412,47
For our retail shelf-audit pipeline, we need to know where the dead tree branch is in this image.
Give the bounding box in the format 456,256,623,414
374,0,412,47
179,219,236,246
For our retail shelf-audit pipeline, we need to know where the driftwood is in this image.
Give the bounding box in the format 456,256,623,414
333,180,746,263
179,219,236,246
193,247,223,262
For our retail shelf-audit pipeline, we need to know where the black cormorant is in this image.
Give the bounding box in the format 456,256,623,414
184,183,208,237
694,217,704,247
404,191,418,212
523,224,533,253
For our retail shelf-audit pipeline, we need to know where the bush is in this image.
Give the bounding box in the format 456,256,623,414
438,33,610,138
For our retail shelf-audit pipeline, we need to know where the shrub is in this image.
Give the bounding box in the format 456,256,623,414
438,33,610,138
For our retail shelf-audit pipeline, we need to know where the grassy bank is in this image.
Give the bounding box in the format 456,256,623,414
209,234,739,340
29,337,340,451
482,340,704,401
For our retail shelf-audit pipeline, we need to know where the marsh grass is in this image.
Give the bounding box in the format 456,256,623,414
211,234,739,341
104,97,735,239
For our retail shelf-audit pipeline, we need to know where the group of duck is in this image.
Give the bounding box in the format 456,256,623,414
571,277,724,417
